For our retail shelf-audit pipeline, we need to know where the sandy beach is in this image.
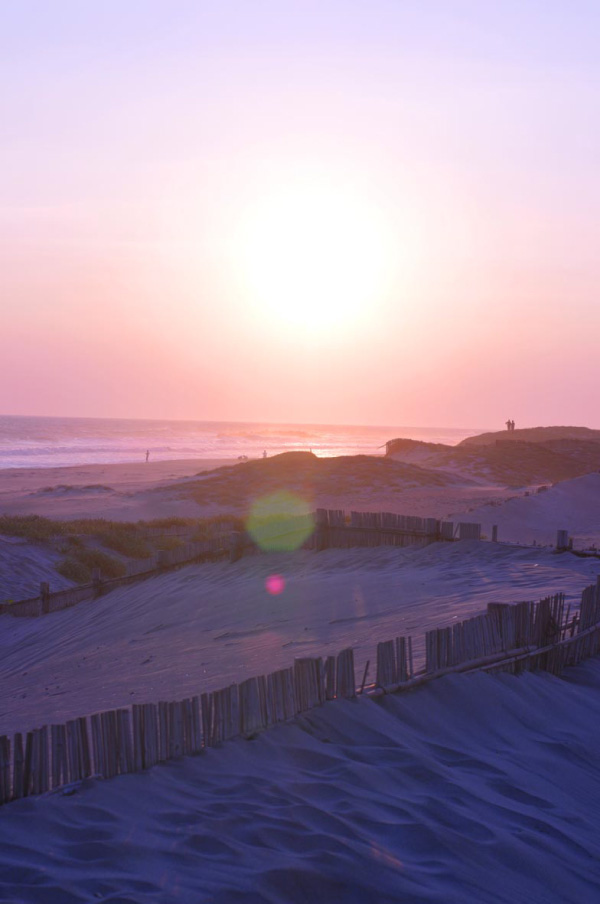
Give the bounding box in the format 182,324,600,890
2,442,599,606
1,436,600,902
1,442,599,693
1,541,597,739
0,458,236,521
0,453,509,523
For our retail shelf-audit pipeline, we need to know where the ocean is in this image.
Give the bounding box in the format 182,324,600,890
0,415,487,470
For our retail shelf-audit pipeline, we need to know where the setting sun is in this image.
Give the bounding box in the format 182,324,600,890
233,181,394,336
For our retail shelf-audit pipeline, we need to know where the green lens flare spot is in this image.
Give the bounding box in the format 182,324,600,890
246,491,315,552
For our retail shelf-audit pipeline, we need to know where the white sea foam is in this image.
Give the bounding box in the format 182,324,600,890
0,415,485,469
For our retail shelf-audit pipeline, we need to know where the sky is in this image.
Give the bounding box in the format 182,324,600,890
1,0,599,428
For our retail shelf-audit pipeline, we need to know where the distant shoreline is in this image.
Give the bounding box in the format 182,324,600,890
0,414,485,470
0,456,238,476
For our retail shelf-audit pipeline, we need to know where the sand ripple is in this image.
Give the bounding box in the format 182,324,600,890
3,662,600,901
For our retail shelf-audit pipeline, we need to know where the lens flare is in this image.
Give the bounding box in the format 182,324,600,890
265,574,285,595
246,490,315,552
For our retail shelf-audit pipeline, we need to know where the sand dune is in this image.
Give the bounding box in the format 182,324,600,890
1,542,598,739
0,534,75,602
0,453,506,527
0,458,235,521
452,473,600,548
2,437,598,537
2,660,600,902
460,424,600,446
389,436,600,487
1,443,600,902
144,451,498,521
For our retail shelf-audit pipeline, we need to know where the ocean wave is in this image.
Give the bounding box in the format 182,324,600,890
0,416,484,469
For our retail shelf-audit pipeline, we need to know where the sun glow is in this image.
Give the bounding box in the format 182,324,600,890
234,182,394,336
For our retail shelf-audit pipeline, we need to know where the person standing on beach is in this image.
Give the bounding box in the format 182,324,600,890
145,450,150,462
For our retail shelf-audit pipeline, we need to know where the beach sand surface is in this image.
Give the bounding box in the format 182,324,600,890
1,448,600,901
448,472,600,548
0,458,236,521
2,660,600,902
0,453,514,601
1,541,597,739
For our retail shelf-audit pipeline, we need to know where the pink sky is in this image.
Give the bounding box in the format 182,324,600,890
1,0,599,428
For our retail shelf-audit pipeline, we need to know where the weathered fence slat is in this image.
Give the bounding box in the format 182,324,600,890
90,714,104,778
283,667,297,718
395,637,410,682
142,704,159,768
157,702,169,761
257,675,270,728
324,656,336,700
23,731,34,797
12,734,24,800
239,677,264,737
99,712,115,779
200,693,212,748
336,648,355,698
116,709,133,774
37,726,49,794
131,706,144,772
425,630,436,673
169,702,184,758
266,674,278,724
376,640,396,688
181,698,193,754
0,736,10,805
190,695,203,753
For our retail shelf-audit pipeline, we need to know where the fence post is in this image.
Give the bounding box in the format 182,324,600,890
91,568,103,597
169,702,184,757
376,640,396,688
0,736,11,804
239,677,264,736
395,637,410,682
23,732,33,796
142,704,159,768
113,710,132,775
130,707,143,772
556,530,569,551
283,667,296,718
324,656,336,700
335,648,356,698
200,693,212,747
40,582,50,615
12,734,24,800
37,727,49,793
229,531,242,563
158,702,170,760
315,510,329,552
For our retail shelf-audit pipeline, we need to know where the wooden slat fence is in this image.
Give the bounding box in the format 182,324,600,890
312,509,463,550
0,536,230,618
1,576,600,806
422,594,567,674
0,647,358,805
1,509,478,619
